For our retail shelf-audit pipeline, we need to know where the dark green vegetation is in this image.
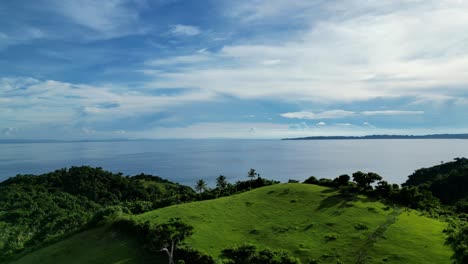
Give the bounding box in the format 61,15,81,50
404,157,468,212
0,166,276,262
0,166,196,261
4,226,157,264
1,158,467,263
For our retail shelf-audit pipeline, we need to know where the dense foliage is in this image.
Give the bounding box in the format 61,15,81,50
112,218,215,264
403,157,468,212
221,244,300,264
0,166,196,260
0,166,278,261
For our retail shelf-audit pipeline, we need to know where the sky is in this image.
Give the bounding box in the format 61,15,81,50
1,0,468,140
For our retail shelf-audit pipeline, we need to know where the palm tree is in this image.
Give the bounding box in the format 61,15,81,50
216,175,228,190
194,179,207,194
247,169,259,189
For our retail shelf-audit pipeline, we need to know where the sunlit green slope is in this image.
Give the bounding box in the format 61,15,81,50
8,183,452,264
138,183,452,263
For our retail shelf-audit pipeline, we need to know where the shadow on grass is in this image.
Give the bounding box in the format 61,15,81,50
320,188,337,194
317,193,376,211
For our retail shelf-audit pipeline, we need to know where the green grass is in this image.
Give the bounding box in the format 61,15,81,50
136,183,452,263
5,226,162,264
367,210,452,263
6,184,453,264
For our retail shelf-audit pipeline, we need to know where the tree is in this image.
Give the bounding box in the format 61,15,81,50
247,169,259,189
216,175,228,190
333,174,350,186
149,218,194,264
352,171,382,191
375,180,391,198
303,176,319,185
247,169,258,181
194,179,207,194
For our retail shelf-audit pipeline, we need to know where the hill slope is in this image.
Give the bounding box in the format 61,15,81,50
7,184,452,264
137,183,451,263
5,226,162,264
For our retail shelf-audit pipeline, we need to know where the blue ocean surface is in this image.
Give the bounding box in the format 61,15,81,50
1,139,467,186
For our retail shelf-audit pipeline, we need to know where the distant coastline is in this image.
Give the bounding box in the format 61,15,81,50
282,133,468,140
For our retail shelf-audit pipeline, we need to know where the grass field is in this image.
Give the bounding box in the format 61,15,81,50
6,183,453,264
5,226,162,264
137,183,452,263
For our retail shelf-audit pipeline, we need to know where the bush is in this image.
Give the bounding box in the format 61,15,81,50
303,176,319,185
324,233,338,242
353,223,368,230
221,244,300,264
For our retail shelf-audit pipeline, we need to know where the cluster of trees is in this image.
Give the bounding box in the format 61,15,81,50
0,166,277,261
0,166,196,260
304,171,440,211
112,218,299,264
303,158,468,263
403,157,468,213
221,244,300,264
445,219,468,264
194,169,279,199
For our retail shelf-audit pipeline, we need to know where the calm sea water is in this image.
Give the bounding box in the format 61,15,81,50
1,139,467,186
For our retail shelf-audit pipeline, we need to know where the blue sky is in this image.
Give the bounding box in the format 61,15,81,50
1,0,468,139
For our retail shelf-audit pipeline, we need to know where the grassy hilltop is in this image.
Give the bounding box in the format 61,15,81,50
8,183,452,264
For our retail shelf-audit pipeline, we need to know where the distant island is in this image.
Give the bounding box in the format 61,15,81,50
282,133,468,140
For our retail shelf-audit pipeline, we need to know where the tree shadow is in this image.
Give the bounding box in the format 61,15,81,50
317,193,376,211
316,194,348,211
321,188,337,194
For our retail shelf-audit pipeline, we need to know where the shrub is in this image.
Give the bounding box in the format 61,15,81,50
324,233,338,241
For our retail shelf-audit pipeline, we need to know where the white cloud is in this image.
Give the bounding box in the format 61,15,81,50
49,0,142,38
145,54,211,66
281,110,424,120
144,0,468,103
316,122,326,126
281,110,355,120
169,24,201,36
0,77,216,129
361,110,425,116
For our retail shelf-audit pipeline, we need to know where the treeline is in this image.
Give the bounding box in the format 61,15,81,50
0,166,278,261
303,158,468,264
0,166,197,260
193,169,279,200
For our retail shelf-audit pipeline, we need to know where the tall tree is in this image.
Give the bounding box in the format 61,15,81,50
247,169,258,189
216,175,228,190
194,179,207,194
149,218,194,264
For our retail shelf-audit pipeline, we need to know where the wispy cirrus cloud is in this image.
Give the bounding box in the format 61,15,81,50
143,0,468,103
169,24,201,37
281,110,425,120
281,110,355,120
361,110,425,116
0,77,216,139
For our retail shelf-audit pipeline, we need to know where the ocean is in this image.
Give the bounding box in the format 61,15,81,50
1,139,467,186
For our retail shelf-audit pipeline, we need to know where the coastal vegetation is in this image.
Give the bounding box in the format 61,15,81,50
0,158,467,263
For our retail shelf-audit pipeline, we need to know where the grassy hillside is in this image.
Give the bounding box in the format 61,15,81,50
137,183,452,263
6,183,453,264
5,226,162,264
